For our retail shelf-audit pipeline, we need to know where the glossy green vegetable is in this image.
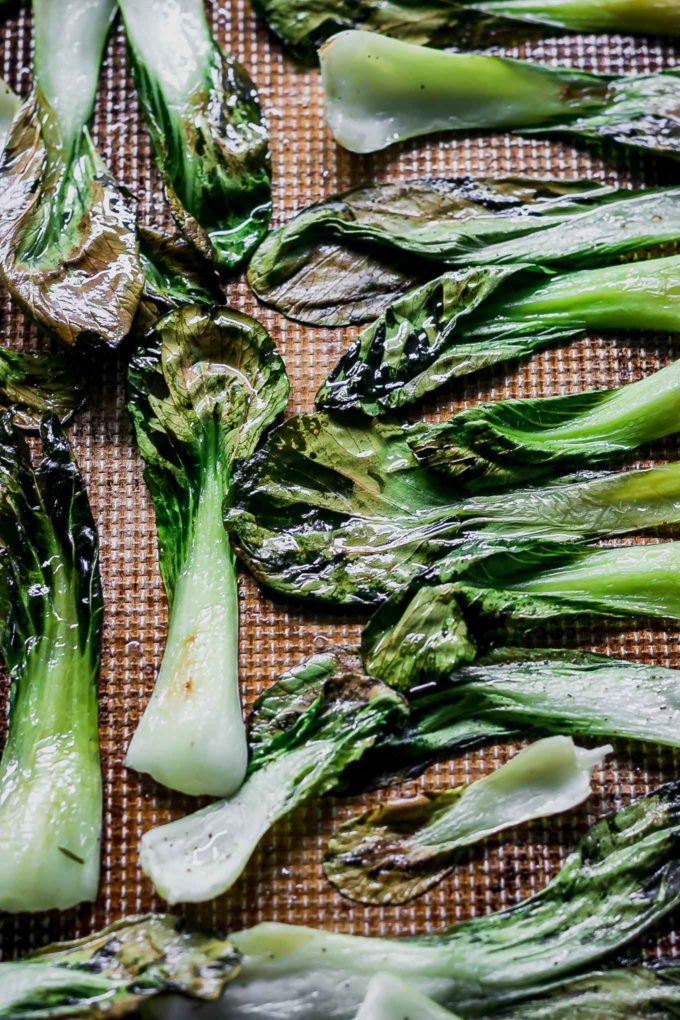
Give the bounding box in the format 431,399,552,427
364,539,680,688
0,1,143,349
222,781,680,1016
0,915,239,1016
139,649,406,903
374,647,680,777
126,306,289,797
251,0,680,63
118,0,271,271
409,356,680,491
0,413,102,912
326,735,610,904
228,407,680,605
249,179,680,327
320,31,680,160
318,254,680,415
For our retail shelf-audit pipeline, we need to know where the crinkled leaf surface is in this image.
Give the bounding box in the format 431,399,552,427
363,538,680,688
120,0,271,271
225,782,680,1016
0,914,240,1015
0,2,143,350
249,178,680,327
228,407,680,606
128,304,289,600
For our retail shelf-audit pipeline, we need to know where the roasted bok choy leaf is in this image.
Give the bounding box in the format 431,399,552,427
408,356,680,491
249,179,680,327
0,915,240,1016
222,781,680,1016
0,77,17,152
0,344,88,430
251,0,680,63
126,306,288,797
326,735,610,904
118,0,271,271
364,539,680,688
319,254,680,415
0,413,102,912
320,31,680,160
0,0,143,350
373,647,680,775
140,649,407,903
228,407,680,605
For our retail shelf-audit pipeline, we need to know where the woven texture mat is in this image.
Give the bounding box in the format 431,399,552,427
0,0,679,961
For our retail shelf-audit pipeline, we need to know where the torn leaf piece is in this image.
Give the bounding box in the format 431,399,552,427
326,736,610,904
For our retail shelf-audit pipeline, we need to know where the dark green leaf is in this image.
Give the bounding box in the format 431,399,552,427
363,538,680,688
228,406,680,606
249,179,680,327
0,3,143,350
120,0,271,271
318,255,680,415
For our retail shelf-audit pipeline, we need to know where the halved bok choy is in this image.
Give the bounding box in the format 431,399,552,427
118,0,271,271
126,305,288,797
320,31,680,160
0,0,144,350
0,412,102,912
318,253,680,415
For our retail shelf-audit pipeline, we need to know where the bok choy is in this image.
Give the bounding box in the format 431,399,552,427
126,306,289,797
140,642,680,905
363,539,680,687
374,647,680,771
0,915,239,1015
252,0,680,63
325,735,610,904
139,649,406,903
0,413,102,912
354,974,462,1019
0,0,144,350
249,179,680,327
118,0,272,271
222,781,680,1016
228,406,680,605
320,30,680,160
318,254,680,415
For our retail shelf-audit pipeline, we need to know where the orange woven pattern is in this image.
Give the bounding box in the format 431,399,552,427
0,0,678,960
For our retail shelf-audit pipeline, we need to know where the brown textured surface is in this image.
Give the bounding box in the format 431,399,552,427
0,0,679,962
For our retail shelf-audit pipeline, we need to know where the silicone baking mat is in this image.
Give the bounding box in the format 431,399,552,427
0,0,678,962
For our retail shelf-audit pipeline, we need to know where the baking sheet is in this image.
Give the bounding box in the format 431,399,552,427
0,0,678,961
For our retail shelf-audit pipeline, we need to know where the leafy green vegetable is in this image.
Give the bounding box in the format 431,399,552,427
251,0,680,64
0,77,18,151
126,305,289,797
320,30,680,160
355,974,463,1019
326,735,610,904
139,649,406,903
364,539,680,688
248,179,680,327
487,960,680,1019
224,781,680,1016
118,0,271,271
408,356,680,491
135,225,223,332
228,406,680,605
371,646,680,781
0,413,102,912
0,344,88,430
0,914,240,1016
318,254,680,415
0,1,144,350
